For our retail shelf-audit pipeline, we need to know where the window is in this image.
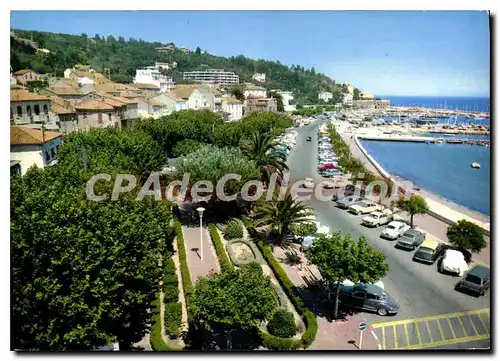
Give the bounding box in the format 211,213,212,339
43,105,48,114
27,106,32,117
83,112,87,118
34,105,40,115
98,113,103,124
108,113,112,121
10,107,13,119
366,293,378,300
17,106,22,116
51,147,56,158
352,291,366,299
45,151,50,162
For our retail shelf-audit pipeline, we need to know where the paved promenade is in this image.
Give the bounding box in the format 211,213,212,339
182,226,220,285
272,246,379,350
341,133,490,266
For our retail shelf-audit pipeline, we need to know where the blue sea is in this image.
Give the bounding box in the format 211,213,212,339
380,96,490,113
360,137,490,216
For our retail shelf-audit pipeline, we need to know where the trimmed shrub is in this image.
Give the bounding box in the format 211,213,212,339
164,302,182,338
242,261,263,276
175,220,193,312
164,283,179,304
259,330,301,350
268,309,297,338
208,223,233,272
224,219,244,239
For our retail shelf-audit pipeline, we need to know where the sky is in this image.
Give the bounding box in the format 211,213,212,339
10,10,490,97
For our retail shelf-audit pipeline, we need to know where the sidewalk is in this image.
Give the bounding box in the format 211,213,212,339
272,246,380,350
182,226,220,284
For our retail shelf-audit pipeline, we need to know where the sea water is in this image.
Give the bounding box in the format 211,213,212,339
360,137,490,216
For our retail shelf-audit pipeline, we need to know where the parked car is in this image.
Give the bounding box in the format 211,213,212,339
348,200,382,215
336,196,364,209
303,177,314,189
306,136,312,142
455,265,490,296
396,229,425,250
381,221,411,240
332,184,365,201
321,180,336,189
362,211,393,227
440,249,469,276
338,283,400,316
321,169,344,178
413,239,446,264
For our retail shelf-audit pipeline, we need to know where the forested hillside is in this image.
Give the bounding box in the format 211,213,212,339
11,28,346,104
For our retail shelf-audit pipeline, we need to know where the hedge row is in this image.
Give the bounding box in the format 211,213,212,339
150,295,174,351
208,223,233,272
162,254,182,338
256,239,318,349
175,220,193,301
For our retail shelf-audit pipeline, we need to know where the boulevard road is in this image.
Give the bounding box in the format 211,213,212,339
285,118,491,350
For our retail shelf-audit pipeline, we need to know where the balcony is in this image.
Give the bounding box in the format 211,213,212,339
11,113,58,125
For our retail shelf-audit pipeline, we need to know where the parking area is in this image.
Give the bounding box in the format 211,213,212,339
371,308,490,350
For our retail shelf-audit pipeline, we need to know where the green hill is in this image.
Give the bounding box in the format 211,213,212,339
10,28,347,105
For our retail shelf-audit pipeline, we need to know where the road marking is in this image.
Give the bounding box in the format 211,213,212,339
415,322,422,345
370,330,381,350
426,321,434,343
382,326,386,350
393,325,398,349
396,334,490,350
478,313,488,332
371,308,490,328
447,318,457,338
467,315,479,336
437,319,446,341
404,323,410,347
457,316,467,337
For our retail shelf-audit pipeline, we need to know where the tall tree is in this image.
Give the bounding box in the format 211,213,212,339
305,233,390,319
254,189,314,245
190,265,277,349
446,220,486,262
11,166,175,350
268,91,285,112
397,194,429,228
241,132,288,186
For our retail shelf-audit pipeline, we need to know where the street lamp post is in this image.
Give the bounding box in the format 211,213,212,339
196,207,205,261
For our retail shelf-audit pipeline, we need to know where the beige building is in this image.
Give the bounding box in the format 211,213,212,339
244,97,277,114
11,126,63,175
130,83,161,97
359,91,375,100
243,83,267,99
74,100,120,131
10,90,58,128
13,69,39,86
39,87,93,105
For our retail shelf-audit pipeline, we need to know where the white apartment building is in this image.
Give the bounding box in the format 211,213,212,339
343,94,353,106
182,69,239,86
222,97,243,121
154,61,177,70
133,66,175,93
318,91,333,102
243,84,267,99
275,90,296,112
252,73,266,83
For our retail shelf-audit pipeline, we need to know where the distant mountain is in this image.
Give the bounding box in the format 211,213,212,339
10,28,347,105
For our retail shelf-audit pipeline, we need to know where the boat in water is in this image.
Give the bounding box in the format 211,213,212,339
471,162,481,169
446,139,464,144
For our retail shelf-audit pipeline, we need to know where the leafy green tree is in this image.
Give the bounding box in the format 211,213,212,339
171,139,205,157
255,189,314,245
290,222,318,238
190,266,277,349
353,88,360,101
195,46,201,55
446,220,486,262
397,194,429,228
11,166,175,350
268,91,285,112
241,132,288,186
27,79,49,93
305,233,390,319
267,309,296,338
229,86,245,102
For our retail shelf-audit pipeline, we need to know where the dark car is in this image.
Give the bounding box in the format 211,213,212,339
332,184,365,201
455,266,490,297
396,229,425,251
413,239,449,264
306,136,312,142
338,283,400,316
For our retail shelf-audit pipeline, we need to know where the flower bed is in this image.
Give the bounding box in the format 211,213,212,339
225,238,262,266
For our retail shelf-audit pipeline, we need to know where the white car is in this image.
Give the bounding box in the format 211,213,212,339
381,221,410,240
361,211,393,227
348,200,382,215
320,180,336,189
303,178,314,189
440,249,469,276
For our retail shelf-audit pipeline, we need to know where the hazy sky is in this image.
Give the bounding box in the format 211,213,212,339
11,10,490,97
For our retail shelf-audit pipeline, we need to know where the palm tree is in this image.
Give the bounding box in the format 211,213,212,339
242,132,288,186
254,189,314,245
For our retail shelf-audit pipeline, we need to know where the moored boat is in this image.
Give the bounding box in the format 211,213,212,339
471,162,481,169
